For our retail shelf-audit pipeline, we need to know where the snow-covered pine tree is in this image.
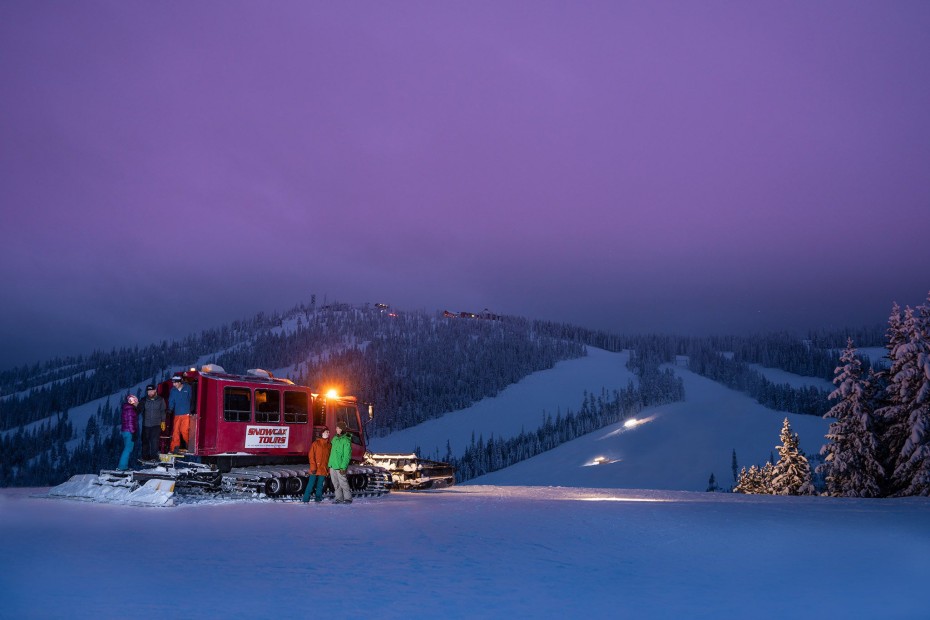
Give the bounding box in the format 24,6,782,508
761,461,775,494
771,417,815,495
884,295,930,496
818,339,883,497
734,465,767,494
876,303,909,492
733,466,751,493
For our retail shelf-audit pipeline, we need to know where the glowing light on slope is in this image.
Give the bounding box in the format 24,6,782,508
603,414,658,438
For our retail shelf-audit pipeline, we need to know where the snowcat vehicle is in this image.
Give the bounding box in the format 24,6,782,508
48,365,454,506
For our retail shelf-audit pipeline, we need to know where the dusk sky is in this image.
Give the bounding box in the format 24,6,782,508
2,1,929,371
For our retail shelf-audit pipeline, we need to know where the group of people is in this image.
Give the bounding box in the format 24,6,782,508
302,422,354,504
118,376,355,505
117,375,193,470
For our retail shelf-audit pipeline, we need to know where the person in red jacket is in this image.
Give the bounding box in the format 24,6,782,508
302,429,332,503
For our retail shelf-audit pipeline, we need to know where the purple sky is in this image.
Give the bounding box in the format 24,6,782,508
2,2,929,370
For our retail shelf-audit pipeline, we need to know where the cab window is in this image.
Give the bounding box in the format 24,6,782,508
255,389,280,423
223,387,251,422
284,391,308,424
336,405,362,445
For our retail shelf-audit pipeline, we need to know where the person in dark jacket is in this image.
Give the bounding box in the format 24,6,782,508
302,429,332,503
168,375,193,453
118,394,139,471
140,385,167,460
328,423,353,504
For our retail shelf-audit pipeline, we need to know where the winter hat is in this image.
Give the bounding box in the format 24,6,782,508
145,384,156,391
171,375,182,382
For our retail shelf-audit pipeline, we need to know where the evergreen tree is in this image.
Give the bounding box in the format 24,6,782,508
760,462,775,494
818,339,883,497
881,296,930,496
876,303,910,492
734,465,768,494
731,449,738,484
771,418,814,495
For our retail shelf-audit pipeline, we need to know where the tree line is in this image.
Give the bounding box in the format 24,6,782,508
817,296,930,497
733,294,930,497
1,401,125,487
451,350,685,482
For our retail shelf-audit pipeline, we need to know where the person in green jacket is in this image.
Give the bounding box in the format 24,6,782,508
328,422,353,504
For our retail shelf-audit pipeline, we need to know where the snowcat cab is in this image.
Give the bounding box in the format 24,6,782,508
157,367,371,471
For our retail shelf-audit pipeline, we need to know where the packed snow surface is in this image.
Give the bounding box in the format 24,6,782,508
472,364,829,490
1,486,927,619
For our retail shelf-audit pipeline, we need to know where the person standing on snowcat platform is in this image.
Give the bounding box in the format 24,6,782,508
328,423,352,504
140,384,166,461
118,394,139,471
168,375,193,453
302,428,331,503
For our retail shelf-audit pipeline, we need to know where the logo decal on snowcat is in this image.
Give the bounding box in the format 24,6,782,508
245,426,290,448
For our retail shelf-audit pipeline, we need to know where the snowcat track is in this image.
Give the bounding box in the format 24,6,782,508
221,464,391,498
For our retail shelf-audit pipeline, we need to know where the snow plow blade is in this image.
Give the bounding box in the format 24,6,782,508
365,453,456,490
47,473,176,507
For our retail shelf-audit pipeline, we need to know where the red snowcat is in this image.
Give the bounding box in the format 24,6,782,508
49,365,455,506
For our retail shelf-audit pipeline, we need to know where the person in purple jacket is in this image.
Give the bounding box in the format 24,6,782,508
118,394,139,471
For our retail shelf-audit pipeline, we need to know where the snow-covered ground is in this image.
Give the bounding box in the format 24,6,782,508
748,363,834,391
371,347,637,460
1,486,927,619
472,365,828,490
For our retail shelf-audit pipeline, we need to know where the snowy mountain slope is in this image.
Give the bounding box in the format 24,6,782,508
380,356,830,491
2,486,927,619
748,363,834,391
370,347,637,459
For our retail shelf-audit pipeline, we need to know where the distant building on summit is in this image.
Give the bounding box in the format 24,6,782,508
442,308,501,321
